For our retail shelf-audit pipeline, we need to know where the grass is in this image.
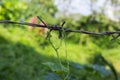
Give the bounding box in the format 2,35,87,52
0,25,120,80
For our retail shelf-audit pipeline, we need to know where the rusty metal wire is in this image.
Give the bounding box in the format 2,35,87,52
0,20,120,39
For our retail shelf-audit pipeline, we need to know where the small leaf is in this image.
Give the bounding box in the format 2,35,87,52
42,62,68,74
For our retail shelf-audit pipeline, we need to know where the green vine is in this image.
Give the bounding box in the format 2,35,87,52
46,22,70,80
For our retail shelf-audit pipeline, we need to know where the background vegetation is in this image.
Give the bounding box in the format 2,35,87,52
0,0,120,80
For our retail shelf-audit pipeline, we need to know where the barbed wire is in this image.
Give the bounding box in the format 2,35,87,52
0,20,120,40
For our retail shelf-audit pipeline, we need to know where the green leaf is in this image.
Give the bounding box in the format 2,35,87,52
42,62,68,74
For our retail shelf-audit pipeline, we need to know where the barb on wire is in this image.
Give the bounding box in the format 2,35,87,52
46,29,52,39
58,21,66,39
37,16,47,26
61,21,65,27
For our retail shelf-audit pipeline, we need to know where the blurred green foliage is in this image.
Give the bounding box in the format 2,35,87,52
24,0,58,24
0,0,27,21
0,0,120,80
0,26,117,80
62,14,120,48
